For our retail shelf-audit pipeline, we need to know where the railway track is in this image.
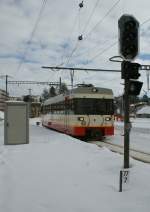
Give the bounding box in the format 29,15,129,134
91,140,150,164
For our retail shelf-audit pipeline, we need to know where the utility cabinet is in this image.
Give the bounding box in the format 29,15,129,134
4,101,29,145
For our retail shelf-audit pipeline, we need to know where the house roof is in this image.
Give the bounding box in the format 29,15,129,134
137,106,150,114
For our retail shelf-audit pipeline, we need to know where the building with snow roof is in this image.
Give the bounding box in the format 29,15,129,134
136,106,150,118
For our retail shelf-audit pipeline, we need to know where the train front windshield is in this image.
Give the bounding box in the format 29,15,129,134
74,98,114,115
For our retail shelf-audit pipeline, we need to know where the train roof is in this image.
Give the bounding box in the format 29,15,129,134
43,86,113,105
71,86,113,94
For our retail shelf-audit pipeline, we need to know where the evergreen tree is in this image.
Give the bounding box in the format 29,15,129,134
41,88,49,101
59,83,68,94
49,86,56,97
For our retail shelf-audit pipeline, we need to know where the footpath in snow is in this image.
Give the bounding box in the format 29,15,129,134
0,118,150,212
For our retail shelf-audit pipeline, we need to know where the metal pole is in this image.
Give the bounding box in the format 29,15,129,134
59,77,61,92
70,70,74,89
146,70,150,91
28,88,32,118
28,88,32,96
59,77,61,87
124,78,130,168
42,66,121,72
6,75,8,96
119,170,123,192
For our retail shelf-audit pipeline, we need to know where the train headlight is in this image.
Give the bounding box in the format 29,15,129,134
78,117,84,121
92,88,98,92
105,117,111,121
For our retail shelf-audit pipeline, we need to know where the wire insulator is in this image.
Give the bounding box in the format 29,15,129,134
79,1,84,8
78,35,83,40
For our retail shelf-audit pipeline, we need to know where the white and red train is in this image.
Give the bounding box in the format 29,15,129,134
41,84,114,140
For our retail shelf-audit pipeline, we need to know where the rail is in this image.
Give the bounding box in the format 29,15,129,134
91,140,150,163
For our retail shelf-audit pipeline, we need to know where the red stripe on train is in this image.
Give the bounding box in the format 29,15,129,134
43,122,114,137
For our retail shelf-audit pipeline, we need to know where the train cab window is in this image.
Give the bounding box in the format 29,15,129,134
74,98,114,115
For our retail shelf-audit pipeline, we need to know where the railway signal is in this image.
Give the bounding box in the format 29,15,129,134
121,61,143,96
23,95,31,102
118,15,139,60
121,61,140,79
128,80,143,96
118,14,140,169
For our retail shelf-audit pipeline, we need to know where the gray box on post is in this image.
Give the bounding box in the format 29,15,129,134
4,101,29,145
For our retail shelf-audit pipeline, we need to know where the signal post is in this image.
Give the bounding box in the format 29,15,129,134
118,15,142,168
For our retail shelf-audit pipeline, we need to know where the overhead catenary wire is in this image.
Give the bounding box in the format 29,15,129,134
73,38,110,58
87,41,118,62
84,0,121,40
84,17,150,63
15,0,48,74
82,12,150,63
82,0,102,34
59,9,81,67
54,6,150,80
62,0,121,67
65,10,79,46
141,17,150,26
65,41,79,66
63,0,103,65
78,2,82,35
63,1,84,67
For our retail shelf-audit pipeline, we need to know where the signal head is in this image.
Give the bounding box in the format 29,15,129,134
118,15,139,60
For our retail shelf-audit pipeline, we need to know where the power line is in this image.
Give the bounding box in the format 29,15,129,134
57,8,79,67
62,1,86,67
82,17,150,63
63,0,121,66
89,41,117,61
82,0,102,34
61,9,150,70
8,80,59,85
141,17,150,26
85,0,121,39
74,39,109,58
78,2,82,34
51,3,83,69
63,11,83,66
65,41,79,66
16,0,48,74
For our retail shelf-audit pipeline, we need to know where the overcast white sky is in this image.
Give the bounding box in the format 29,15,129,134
0,0,150,96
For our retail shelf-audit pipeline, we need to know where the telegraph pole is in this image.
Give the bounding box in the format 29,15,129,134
28,88,32,96
59,77,62,92
6,75,8,95
146,70,150,91
28,88,32,117
0,74,12,97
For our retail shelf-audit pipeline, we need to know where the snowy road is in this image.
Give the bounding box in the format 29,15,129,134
0,119,150,212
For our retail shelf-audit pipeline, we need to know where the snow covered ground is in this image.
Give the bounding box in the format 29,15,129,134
113,118,150,153
0,118,150,212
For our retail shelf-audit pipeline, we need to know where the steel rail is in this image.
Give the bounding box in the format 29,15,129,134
91,140,150,163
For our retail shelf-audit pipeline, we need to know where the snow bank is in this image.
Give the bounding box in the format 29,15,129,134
0,119,150,212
